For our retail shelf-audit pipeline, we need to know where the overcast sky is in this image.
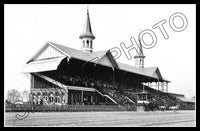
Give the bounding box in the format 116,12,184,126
4,4,196,98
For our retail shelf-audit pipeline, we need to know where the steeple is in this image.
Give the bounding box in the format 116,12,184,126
134,37,145,68
79,7,95,53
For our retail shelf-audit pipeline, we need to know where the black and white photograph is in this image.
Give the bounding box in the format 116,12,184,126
4,4,196,127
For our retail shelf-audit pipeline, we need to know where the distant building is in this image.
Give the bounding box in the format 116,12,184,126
168,92,195,104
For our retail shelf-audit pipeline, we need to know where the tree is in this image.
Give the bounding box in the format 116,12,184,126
6,89,22,103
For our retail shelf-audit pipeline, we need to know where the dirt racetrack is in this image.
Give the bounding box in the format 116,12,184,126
5,110,196,127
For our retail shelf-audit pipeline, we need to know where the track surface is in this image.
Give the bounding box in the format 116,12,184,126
5,110,196,127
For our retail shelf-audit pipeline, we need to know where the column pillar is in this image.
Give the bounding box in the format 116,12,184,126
163,82,165,92
31,74,33,89
166,82,168,93
81,91,83,105
156,82,158,93
91,95,93,104
30,74,34,104
71,94,73,105
142,82,144,92
65,89,68,105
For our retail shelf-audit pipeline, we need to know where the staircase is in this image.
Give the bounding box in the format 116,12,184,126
95,89,118,104
35,73,67,89
95,86,135,106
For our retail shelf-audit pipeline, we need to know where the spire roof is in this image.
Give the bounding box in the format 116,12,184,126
79,8,95,39
134,38,145,58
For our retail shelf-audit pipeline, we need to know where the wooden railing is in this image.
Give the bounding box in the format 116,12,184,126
5,104,136,112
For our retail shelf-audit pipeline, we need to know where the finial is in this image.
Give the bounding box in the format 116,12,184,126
87,5,89,14
138,27,141,42
138,27,143,55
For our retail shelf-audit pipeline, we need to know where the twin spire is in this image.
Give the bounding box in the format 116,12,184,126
79,7,95,53
134,37,145,68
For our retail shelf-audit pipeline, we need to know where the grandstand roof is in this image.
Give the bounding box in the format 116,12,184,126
143,67,170,82
22,41,169,82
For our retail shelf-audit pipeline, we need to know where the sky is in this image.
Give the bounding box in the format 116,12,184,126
4,4,196,98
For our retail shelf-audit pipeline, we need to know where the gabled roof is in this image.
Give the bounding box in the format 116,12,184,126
49,41,92,61
144,67,158,76
27,42,66,63
116,64,169,82
117,62,146,76
143,67,170,82
49,42,116,69
23,41,169,82
23,41,116,72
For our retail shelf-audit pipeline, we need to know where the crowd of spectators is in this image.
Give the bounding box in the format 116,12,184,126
42,72,181,107
57,73,117,90
54,73,133,105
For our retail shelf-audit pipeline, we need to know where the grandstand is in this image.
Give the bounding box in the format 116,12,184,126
21,8,187,111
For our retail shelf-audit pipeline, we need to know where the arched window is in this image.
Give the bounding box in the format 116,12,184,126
86,40,89,47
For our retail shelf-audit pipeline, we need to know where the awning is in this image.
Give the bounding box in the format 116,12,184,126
21,56,66,73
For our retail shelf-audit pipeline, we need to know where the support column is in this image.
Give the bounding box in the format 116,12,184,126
91,95,93,104
163,82,165,92
156,82,158,94
65,89,68,105
71,94,73,105
81,91,83,105
166,82,168,93
31,74,35,94
30,74,34,104
74,94,77,105
143,82,144,92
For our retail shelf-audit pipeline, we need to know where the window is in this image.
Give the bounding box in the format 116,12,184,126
86,40,89,47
